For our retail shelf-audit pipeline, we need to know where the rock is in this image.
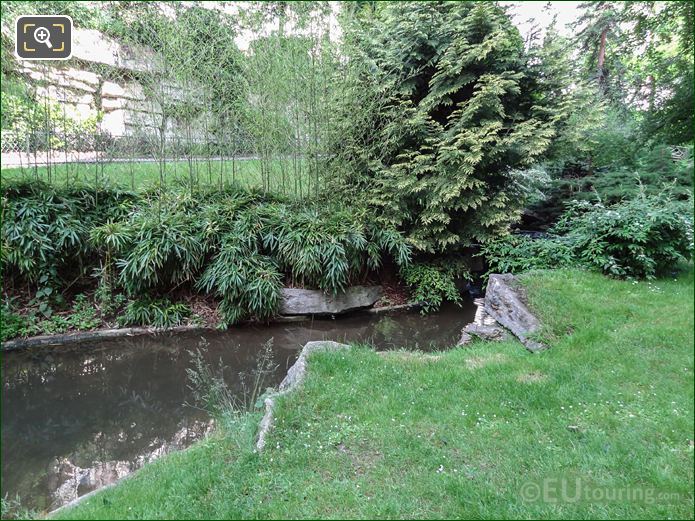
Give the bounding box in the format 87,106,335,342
101,80,146,101
458,330,473,345
458,298,511,345
463,322,512,343
279,286,382,315
483,274,547,352
71,28,162,73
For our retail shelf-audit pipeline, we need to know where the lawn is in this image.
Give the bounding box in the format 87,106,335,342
54,269,694,519
1,158,311,195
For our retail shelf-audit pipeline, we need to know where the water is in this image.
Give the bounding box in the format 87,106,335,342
1,301,475,512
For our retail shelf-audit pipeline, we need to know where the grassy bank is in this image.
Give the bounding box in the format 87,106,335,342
1,158,310,195
54,269,694,519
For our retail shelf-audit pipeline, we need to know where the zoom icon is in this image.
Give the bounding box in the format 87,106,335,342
16,15,72,60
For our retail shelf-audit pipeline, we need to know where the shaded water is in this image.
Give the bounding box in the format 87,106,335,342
1,302,475,512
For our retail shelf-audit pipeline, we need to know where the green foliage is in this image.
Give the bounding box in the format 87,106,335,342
38,293,101,333
186,338,277,430
3,182,410,330
1,494,37,520
1,75,101,150
582,150,693,205
483,192,693,280
1,293,101,341
1,182,135,287
621,2,694,145
333,2,557,253
117,297,192,328
555,194,693,279
523,19,605,169
262,206,410,293
528,136,693,227
198,230,283,326
93,279,127,317
480,235,577,276
0,302,31,342
198,201,410,325
113,201,212,295
401,260,469,313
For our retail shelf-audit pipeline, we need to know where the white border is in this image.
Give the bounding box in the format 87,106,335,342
15,14,74,61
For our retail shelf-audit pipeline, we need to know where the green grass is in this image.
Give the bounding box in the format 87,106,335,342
1,159,312,195
54,269,694,519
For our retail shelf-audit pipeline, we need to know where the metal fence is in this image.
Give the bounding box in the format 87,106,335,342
1,1,340,197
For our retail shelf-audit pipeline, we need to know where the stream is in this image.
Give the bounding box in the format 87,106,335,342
1,301,475,512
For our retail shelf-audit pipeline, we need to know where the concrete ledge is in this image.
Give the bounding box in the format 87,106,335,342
2,302,422,352
1,325,217,351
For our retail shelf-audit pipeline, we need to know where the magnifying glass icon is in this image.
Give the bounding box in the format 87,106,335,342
33,26,52,49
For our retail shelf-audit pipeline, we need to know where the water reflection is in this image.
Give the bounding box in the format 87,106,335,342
2,301,473,512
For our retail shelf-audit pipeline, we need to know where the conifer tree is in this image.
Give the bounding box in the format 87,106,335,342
333,2,556,253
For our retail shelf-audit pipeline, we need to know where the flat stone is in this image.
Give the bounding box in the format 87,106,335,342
483,274,547,352
279,286,382,315
463,322,512,342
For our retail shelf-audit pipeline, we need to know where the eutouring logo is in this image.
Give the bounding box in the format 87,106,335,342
16,15,73,60
519,475,682,505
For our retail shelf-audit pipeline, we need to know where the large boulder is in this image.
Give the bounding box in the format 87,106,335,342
279,286,382,315
483,274,546,352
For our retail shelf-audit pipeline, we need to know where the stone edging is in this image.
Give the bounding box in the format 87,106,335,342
459,273,547,352
1,325,217,351
2,303,420,352
47,476,128,517
256,341,349,451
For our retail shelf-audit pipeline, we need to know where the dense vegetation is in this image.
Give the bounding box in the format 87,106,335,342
482,192,693,279
331,2,557,253
53,270,694,519
1,181,409,339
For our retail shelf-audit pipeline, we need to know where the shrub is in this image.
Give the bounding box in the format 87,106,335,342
555,194,693,279
3,184,411,328
68,294,102,330
1,294,101,341
401,259,470,313
198,232,283,326
2,181,135,290
118,297,192,328
199,201,410,326
113,197,213,294
480,234,576,275
482,193,693,280
262,205,411,294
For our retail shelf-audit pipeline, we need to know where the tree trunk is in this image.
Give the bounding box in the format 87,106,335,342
597,27,608,87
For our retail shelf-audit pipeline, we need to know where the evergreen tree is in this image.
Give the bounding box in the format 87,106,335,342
332,2,556,254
